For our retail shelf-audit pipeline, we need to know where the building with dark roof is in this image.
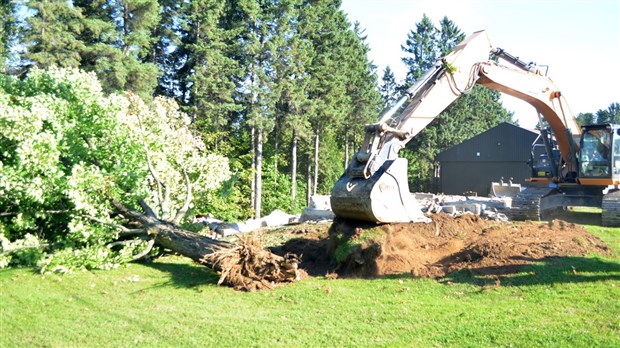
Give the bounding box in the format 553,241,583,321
436,122,543,195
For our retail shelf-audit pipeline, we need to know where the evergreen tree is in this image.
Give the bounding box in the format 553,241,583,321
268,0,312,211
184,0,241,143
0,0,19,71
380,66,399,108
576,112,595,126
299,0,363,195
595,102,620,124
148,0,185,98
401,14,437,86
438,16,464,55
22,0,85,69
230,0,284,218
73,0,161,95
340,21,382,168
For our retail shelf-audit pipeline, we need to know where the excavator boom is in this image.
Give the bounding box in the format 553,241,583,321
331,30,582,223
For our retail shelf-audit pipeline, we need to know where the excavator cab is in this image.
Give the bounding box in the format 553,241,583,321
578,124,620,182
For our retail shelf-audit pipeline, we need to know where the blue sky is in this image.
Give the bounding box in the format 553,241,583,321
340,0,620,128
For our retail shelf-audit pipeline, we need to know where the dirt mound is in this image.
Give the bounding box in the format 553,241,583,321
273,214,612,279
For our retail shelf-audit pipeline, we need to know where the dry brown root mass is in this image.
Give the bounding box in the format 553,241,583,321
202,234,301,291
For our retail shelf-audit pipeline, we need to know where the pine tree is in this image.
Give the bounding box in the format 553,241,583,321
380,66,399,108
299,0,356,196
401,14,437,86
340,21,382,169
73,0,161,95
147,0,185,98
22,0,85,69
438,16,464,55
0,0,19,71
184,0,241,142
576,112,595,126
268,0,312,211
595,102,620,124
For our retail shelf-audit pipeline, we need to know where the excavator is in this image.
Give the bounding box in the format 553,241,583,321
330,30,620,227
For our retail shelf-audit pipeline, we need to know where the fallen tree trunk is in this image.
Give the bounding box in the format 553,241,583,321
112,201,301,291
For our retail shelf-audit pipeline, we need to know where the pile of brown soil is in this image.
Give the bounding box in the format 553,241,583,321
272,214,612,279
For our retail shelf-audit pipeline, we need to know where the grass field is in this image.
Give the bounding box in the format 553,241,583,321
1,223,619,347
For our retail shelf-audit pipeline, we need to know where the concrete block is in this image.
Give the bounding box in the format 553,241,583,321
309,195,332,210
300,208,335,222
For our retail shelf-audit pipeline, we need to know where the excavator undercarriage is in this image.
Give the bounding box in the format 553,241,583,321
503,185,620,226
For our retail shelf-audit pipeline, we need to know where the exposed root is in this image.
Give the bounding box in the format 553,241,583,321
202,233,301,291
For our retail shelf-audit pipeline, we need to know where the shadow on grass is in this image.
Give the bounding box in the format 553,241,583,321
440,255,620,288
139,260,220,289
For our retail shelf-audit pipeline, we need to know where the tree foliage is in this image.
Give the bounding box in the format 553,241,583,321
380,66,399,108
22,0,85,69
576,103,620,125
0,68,230,271
0,0,20,71
20,0,161,96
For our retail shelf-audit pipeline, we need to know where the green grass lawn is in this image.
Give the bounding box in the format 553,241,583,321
1,225,619,347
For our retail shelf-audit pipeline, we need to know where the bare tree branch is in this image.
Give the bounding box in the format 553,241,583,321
118,229,149,238
130,238,156,262
173,164,192,225
82,136,102,168
134,109,166,218
139,199,158,218
112,200,160,226
161,181,171,221
106,235,151,249
77,214,134,232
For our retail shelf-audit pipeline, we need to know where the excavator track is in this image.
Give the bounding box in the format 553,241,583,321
505,187,555,221
602,189,620,227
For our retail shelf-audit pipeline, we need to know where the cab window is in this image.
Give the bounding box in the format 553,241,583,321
580,129,611,177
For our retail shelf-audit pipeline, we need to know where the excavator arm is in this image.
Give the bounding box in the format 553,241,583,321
331,29,582,223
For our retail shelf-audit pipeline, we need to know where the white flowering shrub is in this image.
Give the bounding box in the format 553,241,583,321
0,67,230,271
0,233,45,268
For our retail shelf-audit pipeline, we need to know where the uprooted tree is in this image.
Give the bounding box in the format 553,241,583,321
0,67,299,290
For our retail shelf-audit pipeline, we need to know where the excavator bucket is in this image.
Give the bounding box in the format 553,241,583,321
330,158,430,223
490,181,522,198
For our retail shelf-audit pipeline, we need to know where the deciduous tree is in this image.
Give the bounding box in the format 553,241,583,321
0,67,230,272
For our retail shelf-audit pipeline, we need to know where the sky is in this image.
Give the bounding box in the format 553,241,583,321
340,0,620,128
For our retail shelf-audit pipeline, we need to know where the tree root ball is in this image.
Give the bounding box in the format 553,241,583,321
201,235,301,291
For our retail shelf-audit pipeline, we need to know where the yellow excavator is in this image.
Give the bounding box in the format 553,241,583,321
330,30,620,226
